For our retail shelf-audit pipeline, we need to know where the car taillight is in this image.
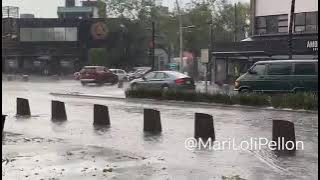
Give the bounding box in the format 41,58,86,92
175,79,185,84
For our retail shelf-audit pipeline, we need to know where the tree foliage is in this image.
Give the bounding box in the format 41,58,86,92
94,0,250,67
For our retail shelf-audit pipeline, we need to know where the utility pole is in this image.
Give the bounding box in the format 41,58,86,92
151,21,156,70
288,0,295,59
234,2,237,42
176,0,183,72
208,23,214,84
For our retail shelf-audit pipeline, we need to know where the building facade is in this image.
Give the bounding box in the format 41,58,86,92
2,17,128,75
251,0,318,35
57,0,106,19
2,1,138,75
211,0,318,84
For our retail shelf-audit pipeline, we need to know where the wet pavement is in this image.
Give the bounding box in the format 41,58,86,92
2,79,318,180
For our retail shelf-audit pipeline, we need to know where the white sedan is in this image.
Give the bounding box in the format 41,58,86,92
110,69,127,81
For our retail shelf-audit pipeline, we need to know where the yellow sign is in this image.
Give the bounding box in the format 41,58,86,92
91,22,108,40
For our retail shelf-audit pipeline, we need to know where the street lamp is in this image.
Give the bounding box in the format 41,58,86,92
146,22,156,70
176,0,196,72
288,0,296,59
179,25,196,72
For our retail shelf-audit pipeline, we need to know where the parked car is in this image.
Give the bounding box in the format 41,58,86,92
130,71,195,92
110,69,127,81
234,60,318,93
79,66,118,86
127,68,152,81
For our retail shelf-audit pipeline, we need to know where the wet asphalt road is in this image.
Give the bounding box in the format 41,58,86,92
2,79,318,180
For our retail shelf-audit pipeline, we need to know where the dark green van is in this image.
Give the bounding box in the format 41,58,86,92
234,60,318,93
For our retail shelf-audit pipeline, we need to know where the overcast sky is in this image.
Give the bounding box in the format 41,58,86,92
3,0,249,18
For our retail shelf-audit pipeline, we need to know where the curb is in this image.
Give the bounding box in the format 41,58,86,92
50,92,318,114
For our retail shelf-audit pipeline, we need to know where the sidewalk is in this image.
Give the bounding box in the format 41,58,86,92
2,74,75,81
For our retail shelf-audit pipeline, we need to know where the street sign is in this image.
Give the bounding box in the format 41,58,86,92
200,49,209,63
168,63,178,70
91,22,108,40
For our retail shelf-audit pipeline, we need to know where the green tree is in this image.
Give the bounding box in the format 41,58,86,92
211,0,250,41
97,0,107,18
170,0,251,57
95,0,250,67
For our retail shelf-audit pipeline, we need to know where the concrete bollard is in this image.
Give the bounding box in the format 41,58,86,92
16,98,31,116
143,109,162,133
93,104,110,126
194,113,215,141
272,120,296,152
22,75,29,81
51,100,67,121
118,80,124,88
2,115,7,133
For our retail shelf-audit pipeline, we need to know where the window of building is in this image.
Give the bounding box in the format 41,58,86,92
255,16,266,34
19,28,32,41
20,27,78,42
255,14,288,35
294,63,316,75
295,11,318,33
266,16,278,34
295,13,306,32
306,12,318,32
267,63,292,75
278,14,288,33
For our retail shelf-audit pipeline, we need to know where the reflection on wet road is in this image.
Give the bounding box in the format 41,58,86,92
2,80,318,180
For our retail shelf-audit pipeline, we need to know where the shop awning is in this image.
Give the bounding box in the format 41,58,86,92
212,51,269,57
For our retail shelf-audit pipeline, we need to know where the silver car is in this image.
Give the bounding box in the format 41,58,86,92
130,71,195,92
110,69,127,81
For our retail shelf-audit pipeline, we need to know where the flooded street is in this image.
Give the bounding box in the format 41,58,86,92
2,79,318,180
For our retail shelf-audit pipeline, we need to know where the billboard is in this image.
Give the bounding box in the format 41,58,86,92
200,49,209,63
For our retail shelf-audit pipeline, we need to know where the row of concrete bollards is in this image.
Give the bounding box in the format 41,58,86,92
7,75,29,82
10,97,296,152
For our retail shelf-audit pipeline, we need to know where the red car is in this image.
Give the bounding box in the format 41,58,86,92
79,66,118,85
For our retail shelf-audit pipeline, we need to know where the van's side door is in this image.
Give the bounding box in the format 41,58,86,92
265,63,293,92
292,62,318,92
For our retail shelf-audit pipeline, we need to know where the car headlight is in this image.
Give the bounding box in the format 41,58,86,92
235,81,240,88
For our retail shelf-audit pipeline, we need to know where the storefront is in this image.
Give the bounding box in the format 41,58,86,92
2,18,120,75
211,33,318,84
